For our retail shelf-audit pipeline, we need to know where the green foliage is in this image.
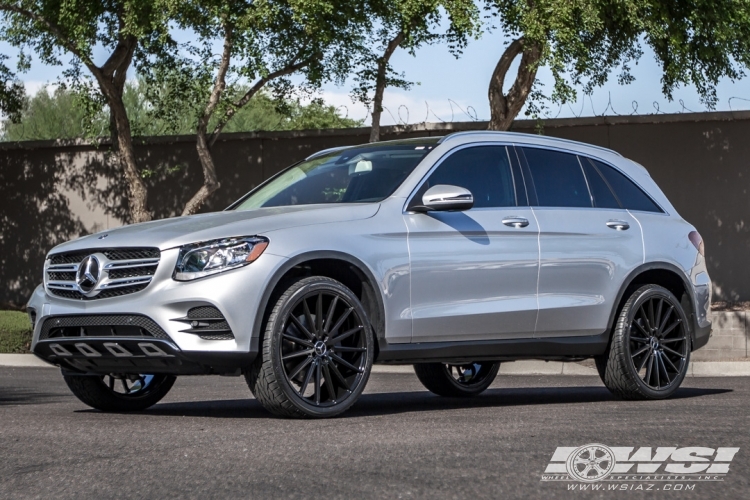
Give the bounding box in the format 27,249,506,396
0,84,362,141
144,0,368,141
0,311,32,353
0,54,24,123
488,0,750,113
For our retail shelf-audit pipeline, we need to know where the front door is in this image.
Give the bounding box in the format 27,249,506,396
405,145,540,342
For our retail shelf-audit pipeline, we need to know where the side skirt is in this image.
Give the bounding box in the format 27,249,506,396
375,332,609,365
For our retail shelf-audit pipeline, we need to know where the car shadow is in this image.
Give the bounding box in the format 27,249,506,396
429,212,490,245
84,385,732,419
0,389,69,406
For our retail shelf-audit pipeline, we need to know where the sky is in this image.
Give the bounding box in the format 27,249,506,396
3,26,750,126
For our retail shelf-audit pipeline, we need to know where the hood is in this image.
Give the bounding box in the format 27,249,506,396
49,204,380,255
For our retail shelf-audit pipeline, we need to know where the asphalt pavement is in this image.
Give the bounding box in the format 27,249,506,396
1,367,748,499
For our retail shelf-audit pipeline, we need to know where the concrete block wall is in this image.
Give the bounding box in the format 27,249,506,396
692,311,748,361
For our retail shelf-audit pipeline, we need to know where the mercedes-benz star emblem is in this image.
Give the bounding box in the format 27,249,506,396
76,255,101,293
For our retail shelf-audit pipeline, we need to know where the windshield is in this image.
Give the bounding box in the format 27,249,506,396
232,141,437,210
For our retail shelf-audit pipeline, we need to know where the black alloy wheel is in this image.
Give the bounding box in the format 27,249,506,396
247,277,374,418
628,294,689,390
280,288,369,406
414,361,500,397
600,284,690,400
63,372,176,411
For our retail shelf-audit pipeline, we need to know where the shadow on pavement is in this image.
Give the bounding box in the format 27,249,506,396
0,389,68,406
85,385,732,419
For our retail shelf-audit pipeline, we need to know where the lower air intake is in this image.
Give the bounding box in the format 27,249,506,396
171,306,235,340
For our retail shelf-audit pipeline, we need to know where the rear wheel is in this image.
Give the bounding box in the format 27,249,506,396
63,373,176,411
247,276,374,418
601,285,691,400
414,362,500,397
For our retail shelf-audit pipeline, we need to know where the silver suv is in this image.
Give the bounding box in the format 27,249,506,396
28,132,712,418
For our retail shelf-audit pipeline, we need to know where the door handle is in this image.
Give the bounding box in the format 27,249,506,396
502,217,530,228
606,220,630,231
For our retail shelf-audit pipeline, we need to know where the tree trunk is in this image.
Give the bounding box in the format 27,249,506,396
182,51,316,216
181,24,232,217
96,36,151,223
488,37,542,131
369,32,406,143
100,83,151,223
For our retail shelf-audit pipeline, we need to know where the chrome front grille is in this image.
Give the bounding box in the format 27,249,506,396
45,247,160,300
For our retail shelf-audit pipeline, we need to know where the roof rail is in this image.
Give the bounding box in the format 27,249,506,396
439,130,622,157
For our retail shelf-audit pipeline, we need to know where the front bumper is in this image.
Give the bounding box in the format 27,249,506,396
28,249,289,371
34,337,253,375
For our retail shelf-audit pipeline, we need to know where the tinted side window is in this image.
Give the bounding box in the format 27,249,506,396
522,148,591,208
413,146,516,208
590,159,663,213
582,159,620,209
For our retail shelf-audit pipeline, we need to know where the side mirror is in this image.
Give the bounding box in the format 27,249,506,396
413,184,474,213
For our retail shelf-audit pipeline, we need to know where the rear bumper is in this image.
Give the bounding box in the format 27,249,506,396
692,321,712,351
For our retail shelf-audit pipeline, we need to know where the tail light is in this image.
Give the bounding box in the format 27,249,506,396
688,231,704,256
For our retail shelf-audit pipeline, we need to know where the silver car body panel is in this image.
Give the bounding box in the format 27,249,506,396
28,131,711,367
405,207,540,342
532,206,643,338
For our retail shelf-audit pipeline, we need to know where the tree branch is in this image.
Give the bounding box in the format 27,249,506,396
197,23,233,139
208,54,318,147
487,37,542,131
182,22,234,217
0,4,98,74
369,30,406,142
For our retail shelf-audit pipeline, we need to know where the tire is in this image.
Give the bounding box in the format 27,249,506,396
414,362,500,397
246,276,375,418
63,373,176,412
594,354,608,382
601,285,691,400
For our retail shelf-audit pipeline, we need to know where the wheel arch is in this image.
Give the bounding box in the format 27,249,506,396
251,251,386,356
607,262,697,347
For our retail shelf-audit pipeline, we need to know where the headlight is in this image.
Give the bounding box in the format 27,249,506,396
173,236,269,281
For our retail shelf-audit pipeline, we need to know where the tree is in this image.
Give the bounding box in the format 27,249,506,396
152,0,366,215
486,0,750,131
0,84,361,141
0,0,173,223
0,54,24,123
354,0,479,142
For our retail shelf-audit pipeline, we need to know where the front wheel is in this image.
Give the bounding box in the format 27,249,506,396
414,362,500,397
600,285,691,400
63,373,176,411
246,276,375,418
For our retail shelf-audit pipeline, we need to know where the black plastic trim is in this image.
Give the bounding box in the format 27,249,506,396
606,262,700,346
376,332,609,364
35,338,253,376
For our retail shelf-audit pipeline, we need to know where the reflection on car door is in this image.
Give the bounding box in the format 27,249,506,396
404,145,540,342
518,146,644,338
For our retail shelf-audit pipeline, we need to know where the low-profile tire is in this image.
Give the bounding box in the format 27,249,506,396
601,284,691,400
63,373,176,412
594,354,608,382
246,276,375,418
414,362,500,397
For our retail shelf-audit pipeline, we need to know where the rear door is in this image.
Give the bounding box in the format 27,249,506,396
517,146,644,338
405,145,540,342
